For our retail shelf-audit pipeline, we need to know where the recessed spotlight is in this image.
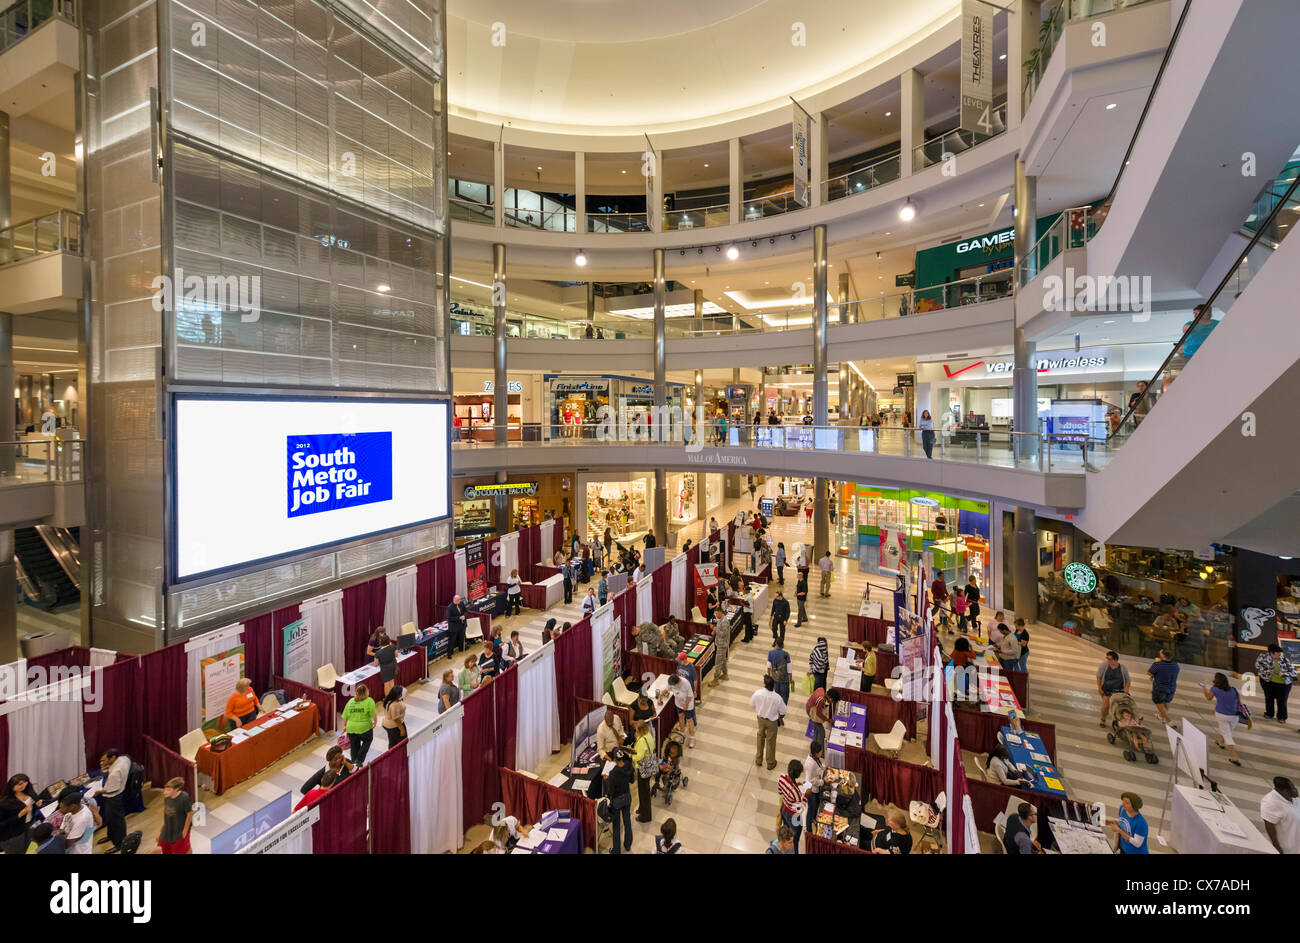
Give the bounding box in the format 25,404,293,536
885,111,892,117
621,169,627,174
978,202,985,207
703,163,710,168
1105,103,1117,110
727,246,740,260
377,284,391,292
999,54,1006,60
575,250,587,267
898,199,916,222
789,145,794,150
536,165,543,170
1103,319,1115,324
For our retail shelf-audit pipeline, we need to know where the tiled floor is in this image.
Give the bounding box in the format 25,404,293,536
128,492,1297,854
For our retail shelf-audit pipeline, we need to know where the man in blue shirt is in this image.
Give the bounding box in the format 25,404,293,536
1147,648,1180,725
562,559,573,603
597,569,609,606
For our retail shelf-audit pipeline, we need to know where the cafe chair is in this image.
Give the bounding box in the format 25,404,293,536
612,676,638,707
992,812,1008,853
601,692,615,706
259,693,281,715
883,676,903,697
972,754,989,782
691,606,705,622
873,720,907,758
178,728,207,763
317,663,339,690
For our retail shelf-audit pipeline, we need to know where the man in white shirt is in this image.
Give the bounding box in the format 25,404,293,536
818,551,834,597
709,517,719,534
668,674,696,748
100,748,132,852
632,564,645,583
58,791,95,854
1261,776,1300,854
582,588,597,616
750,676,787,770
595,708,626,760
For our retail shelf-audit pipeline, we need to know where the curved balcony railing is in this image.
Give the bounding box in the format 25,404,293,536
449,195,494,225
505,205,577,232
449,270,1014,341
742,189,799,221
824,152,902,203
453,422,1105,473
663,203,729,231
588,211,650,233
912,102,1008,172
1023,0,1163,111
0,0,76,55
0,209,82,267
0,438,83,484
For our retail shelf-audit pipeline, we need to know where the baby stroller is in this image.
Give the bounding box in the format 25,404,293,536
650,731,689,804
1106,691,1158,764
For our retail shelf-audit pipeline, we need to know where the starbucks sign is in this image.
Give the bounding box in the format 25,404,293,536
1063,562,1097,594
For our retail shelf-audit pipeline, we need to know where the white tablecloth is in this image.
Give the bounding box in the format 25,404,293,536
1169,785,1275,855
859,600,882,619
539,573,565,608
337,649,423,697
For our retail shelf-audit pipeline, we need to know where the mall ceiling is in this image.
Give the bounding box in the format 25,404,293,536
446,0,959,133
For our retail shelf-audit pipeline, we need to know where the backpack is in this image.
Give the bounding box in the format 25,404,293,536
770,656,789,685
126,761,145,798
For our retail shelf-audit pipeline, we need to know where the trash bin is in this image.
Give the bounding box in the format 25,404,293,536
20,631,61,658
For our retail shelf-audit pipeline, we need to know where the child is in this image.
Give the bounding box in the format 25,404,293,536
952,591,968,632
158,776,195,854
1118,709,1153,754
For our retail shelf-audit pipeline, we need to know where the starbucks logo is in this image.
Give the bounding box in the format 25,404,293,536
1063,562,1097,594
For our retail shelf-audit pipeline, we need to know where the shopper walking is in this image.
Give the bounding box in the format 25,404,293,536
1095,651,1130,726
809,637,829,693
750,676,787,770
1146,648,1180,725
775,542,787,584
919,409,935,459
818,551,834,597
963,576,982,632
1203,672,1244,765
342,683,377,766
794,573,809,627
768,638,792,704
931,572,950,627
770,590,790,645
1260,777,1300,854
1256,643,1296,724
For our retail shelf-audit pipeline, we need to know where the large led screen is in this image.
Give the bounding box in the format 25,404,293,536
172,396,449,583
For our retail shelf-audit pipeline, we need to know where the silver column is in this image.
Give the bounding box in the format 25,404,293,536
694,368,704,444
0,114,11,659
586,280,595,331
838,363,849,423
812,224,830,557
838,271,852,324
492,243,509,529
0,111,9,227
1013,158,1038,461
693,287,703,335
653,248,668,546
1013,505,1039,621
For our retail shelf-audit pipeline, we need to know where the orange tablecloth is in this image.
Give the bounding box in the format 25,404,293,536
196,703,320,794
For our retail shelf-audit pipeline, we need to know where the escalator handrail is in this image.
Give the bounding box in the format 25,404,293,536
13,554,40,604
1108,169,1300,439
34,524,80,591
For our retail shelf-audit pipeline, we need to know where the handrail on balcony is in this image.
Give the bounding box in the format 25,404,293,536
0,437,83,484
0,0,77,56
0,208,82,268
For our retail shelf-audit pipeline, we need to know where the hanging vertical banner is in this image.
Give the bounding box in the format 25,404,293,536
281,618,312,687
961,0,996,133
201,646,246,731
792,100,812,207
644,134,658,230
465,539,487,603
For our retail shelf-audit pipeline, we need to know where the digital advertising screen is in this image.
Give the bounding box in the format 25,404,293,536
172,395,450,584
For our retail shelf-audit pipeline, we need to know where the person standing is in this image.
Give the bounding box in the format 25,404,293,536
1013,618,1031,672
1261,777,1300,854
667,674,696,748
505,568,523,616
768,638,792,704
809,637,829,693
501,630,526,667
859,642,877,694
794,573,809,627
445,594,468,655
930,572,949,626
631,721,656,823
380,685,408,750
766,825,796,854
562,558,574,604
582,587,598,617
1110,792,1149,854
770,590,790,645
373,631,398,696
751,676,787,769
1096,651,1130,726
598,569,609,605
963,576,982,632
709,609,731,685
1256,643,1296,724
98,748,132,854
1146,648,1180,725
919,409,935,459
1202,672,1243,766
605,750,635,854
818,551,834,597
157,777,195,855
775,542,787,584
777,760,806,854
342,682,377,766
437,669,460,713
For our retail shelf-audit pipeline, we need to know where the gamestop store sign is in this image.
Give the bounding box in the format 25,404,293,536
172,396,450,583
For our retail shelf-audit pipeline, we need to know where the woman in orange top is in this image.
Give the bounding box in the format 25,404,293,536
224,678,259,729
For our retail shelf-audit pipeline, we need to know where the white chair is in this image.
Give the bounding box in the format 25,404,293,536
178,729,207,763
992,812,1008,853
611,676,637,706
872,720,907,757
467,617,483,641
601,692,615,706
690,606,705,622
317,663,339,690
259,693,281,715
400,621,416,638
883,676,903,696
973,754,989,782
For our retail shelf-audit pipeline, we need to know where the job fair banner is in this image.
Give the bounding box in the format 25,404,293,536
172,396,450,584
281,618,312,687
201,645,245,731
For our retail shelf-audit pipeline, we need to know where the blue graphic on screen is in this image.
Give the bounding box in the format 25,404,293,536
287,432,393,518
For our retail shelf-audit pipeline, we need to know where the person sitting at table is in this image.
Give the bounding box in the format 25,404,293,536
664,617,685,652
1003,802,1042,854
294,770,338,812
457,654,481,698
27,822,65,854
1153,604,1183,644
870,809,913,854
223,677,259,730
948,637,978,702
501,631,526,667
541,618,557,644
372,631,398,696
56,790,95,855
636,621,675,659
835,773,864,819
381,685,408,750
986,744,1032,788
476,640,500,682
596,707,627,761
300,746,355,795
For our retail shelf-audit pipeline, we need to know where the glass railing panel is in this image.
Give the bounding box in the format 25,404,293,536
912,105,1007,172
587,212,649,233
0,0,77,56
741,190,797,221
0,210,83,267
663,204,729,231
824,153,902,202
449,197,494,224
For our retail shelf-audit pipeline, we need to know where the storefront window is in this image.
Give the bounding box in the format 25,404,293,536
454,498,493,540
669,473,697,523
854,486,990,588
587,479,649,541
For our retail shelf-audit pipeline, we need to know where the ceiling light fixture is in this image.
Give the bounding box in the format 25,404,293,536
575,250,587,267
377,284,391,292
703,163,710,168
1105,103,1117,110
999,54,1006,60
885,111,892,117
621,169,628,174
898,199,917,222
727,245,740,260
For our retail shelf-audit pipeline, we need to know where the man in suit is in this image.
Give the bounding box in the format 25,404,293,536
562,559,574,603
770,591,791,646
446,594,468,654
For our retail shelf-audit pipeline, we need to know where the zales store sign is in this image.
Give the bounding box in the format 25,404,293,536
687,451,749,466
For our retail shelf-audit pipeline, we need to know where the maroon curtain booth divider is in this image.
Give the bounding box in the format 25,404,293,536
310,760,371,854
273,676,336,733
492,665,519,771
241,614,275,695
343,578,385,670
84,658,141,771
555,618,594,736
432,552,457,610
923,709,1059,766
270,604,302,679
832,686,918,740
368,741,411,854
25,646,90,674
140,643,188,752
575,698,628,731
843,745,942,810
965,777,1091,835
142,735,197,799
651,566,673,624
498,767,596,851
1005,668,1029,707
0,715,7,785
460,684,500,827
616,589,637,650
806,832,871,854
416,558,438,629
846,614,892,646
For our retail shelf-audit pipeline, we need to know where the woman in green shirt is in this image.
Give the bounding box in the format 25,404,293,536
342,682,377,766
457,654,481,697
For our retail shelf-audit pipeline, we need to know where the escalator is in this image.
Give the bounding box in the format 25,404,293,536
14,525,79,609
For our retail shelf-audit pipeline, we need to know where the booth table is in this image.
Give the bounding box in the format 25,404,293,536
1169,784,1275,855
1048,817,1114,854
831,655,861,691
415,623,452,663
681,634,715,680
999,727,1067,798
515,817,584,854
975,646,1023,720
521,573,566,610
197,700,320,794
335,649,427,713
825,703,868,770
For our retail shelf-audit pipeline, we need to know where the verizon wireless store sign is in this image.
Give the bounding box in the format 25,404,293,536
928,347,1122,383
